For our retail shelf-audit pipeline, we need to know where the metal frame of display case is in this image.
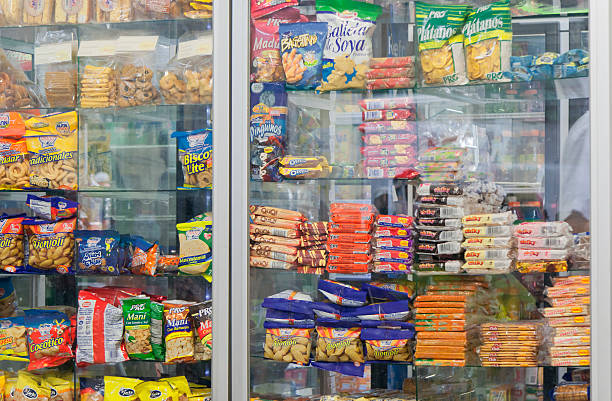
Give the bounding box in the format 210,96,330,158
229,2,611,401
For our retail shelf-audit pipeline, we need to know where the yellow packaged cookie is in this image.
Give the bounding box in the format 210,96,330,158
463,1,512,82
415,2,470,86
104,377,142,401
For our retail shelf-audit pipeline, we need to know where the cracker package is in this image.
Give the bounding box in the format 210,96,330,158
415,2,470,86
176,220,212,278
24,111,78,190
0,137,29,190
24,217,75,274
171,129,212,189
35,30,77,108
15,372,51,401
463,1,512,82
163,301,195,364
45,375,74,401
316,0,381,92
0,316,28,361
121,297,154,360
278,22,328,90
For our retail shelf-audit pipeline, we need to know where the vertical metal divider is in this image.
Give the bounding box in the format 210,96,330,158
230,0,249,398
212,0,231,399
589,2,612,399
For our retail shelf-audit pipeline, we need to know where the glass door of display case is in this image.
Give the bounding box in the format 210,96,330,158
231,1,610,400
0,1,229,400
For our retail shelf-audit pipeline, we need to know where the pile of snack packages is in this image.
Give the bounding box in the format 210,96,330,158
514,221,572,274
477,322,542,367
541,275,590,367
262,278,415,377
0,193,212,277
0,285,212,369
80,376,211,401
553,370,590,401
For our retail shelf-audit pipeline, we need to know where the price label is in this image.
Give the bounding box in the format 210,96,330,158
177,36,213,60
78,40,115,57
117,36,159,52
35,43,73,65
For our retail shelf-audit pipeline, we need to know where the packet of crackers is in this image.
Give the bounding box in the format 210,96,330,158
24,111,78,190
316,0,381,92
0,316,28,361
172,128,212,189
35,30,77,108
0,137,29,190
463,1,512,83
163,300,195,364
415,2,470,86
0,214,25,273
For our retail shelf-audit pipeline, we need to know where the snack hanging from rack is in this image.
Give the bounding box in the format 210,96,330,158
415,2,469,86
79,65,117,108
176,219,213,277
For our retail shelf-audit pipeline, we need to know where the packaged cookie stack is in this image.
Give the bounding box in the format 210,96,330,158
478,322,542,367
542,275,590,367
45,71,77,107
461,211,517,274
514,221,573,273
372,214,414,273
327,203,376,274
358,97,417,180
366,57,415,90
298,221,328,275
79,65,117,108
249,205,305,271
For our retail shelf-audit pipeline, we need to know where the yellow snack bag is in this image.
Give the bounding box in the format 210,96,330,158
104,377,142,401
135,381,177,401
463,1,512,82
0,372,5,401
0,317,28,361
4,377,16,401
15,371,51,401
45,376,73,401
160,377,191,400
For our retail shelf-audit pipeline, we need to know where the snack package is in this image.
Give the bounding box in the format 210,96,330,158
190,301,212,361
54,0,91,22
0,0,22,25
80,378,104,401
0,137,29,190
415,2,469,86
316,0,381,92
104,377,142,401
76,290,129,365
172,129,213,189
362,282,414,301
318,280,367,307
163,300,195,364
22,0,53,24
75,230,120,275
35,30,77,108
45,375,74,401
121,297,154,360
26,195,78,221
79,64,117,108
15,372,51,401
263,321,313,364
150,301,165,361
315,319,363,363
176,220,213,278
361,327,413,362
463,1,512,82
261,290,314,316
278,22,328,89
116,55,161,107
0,215,25,273
251,0,297,19
0,278,17,317
134,381,176,401
129,236,159,276
24,111,78,190
351,300,411,321
24,309,73,370
95,0,131,22
24,217,75,274
0,316,28,361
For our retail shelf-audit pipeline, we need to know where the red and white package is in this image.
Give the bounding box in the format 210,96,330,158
359,121,416,134
76,290,129,366
251,0,298,19
25,309,74,370
326,241,371,254
328,232,373,244
362,108,415,122
363,133,417,146
84,286,142,307
517,249,568,261
372,261,410,272
329,203,376,215
366,78,415,90
365,166,419,180
361,145,417,158
359,97,414,111
327,262,370,274
369,56,414,69
366,67,414,80
330,212,375,225
329,222,373,234
327,253,373,265
364,156,417,167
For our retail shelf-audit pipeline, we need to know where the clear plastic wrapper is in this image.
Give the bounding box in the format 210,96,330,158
553,382,589,401
79,63,117,108
95,0,131,22
363,133,416,146
462,211,516,226
36,30,77,108
463,225,513,238
541,305,589,318
263,322,313,364
0,49,40,108
0,0,22,25
417,183,464,196
517,260,567,273
418,229,462,242
416,218,462,230
116,50,161,107
54,0,91,23
517,248,568,261
416,195,467,207
417,206,465,219
464,249,515,261
517,235,573,249
22,0,53,24
362,327,413,362
462,259,513,273
462,237,514,249
514,221,572,238
359,96,413,111
315,320,363,363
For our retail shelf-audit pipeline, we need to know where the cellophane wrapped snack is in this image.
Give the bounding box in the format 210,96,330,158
264,320,313,364
35,30,77,108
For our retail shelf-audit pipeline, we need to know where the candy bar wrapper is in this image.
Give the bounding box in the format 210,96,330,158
517,248,568,261
300,222,328,235
329,222,372,234
326,262,371,274
365,166,418,179
318,279,367,307
296,255,327,267
550,357,590,367
415,260,462,273
462,211,516,226
553,275,590,286
366,67,414,80
516,260,568,273
547,315,590,327
417,183,463,196
462,237,514,249
549,296,590,308
374,226,412,238
250,256,294,269
296,266,325,275
374,249,413,263
541,305,589,318
514,221,572,238
418,229,463,242
330,211,376,225
250,214,301,230
251,242,298,256
363,133,417,146
301,239,327,248
362,281,414,301
517,235,573,249
464,249,515,261
420,171,466,182
417,206,465,219
417,161,465,172
358,121,416,134
250,248,297,263
361,144,417,158
351,300,412,321
376,215,413,228
250,205,305,221
366,77,415,90
362,108,415,122
330,203,377,214
359,96,413,111
250,234,301,247
328,232,372,244
250,223,300,238
416,241,462,255
463,259,513,272
369,56,413,69
373,261,411,273
463,225,514,238
301,234,327,242
364,156,417,167
327,241,371,254
375,237,413,252
328,253,372,265
416,195,467,207
416,218,462,229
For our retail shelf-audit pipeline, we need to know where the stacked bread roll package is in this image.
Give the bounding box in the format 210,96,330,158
542,275,590,367
461,211,517,274
358,97,417,180
514,221,573,273
326,203,376,274
478,321,542,367
371,214,414,273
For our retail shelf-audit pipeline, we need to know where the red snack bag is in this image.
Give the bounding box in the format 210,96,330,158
362,108,415,122
330,203,376,215
0,137,29,189
330,212,375,225
328,232,373,244
363,133,417,146
328,253,372,264
366,77,415,90
251,0,298,19
25,309,73,370
373,261,410,272
369,56,414,69
84,286,142,307
326,241,371,254
359,97,414,111
251,20,286,83
327,263,370,274
329,222,373,234
366,67,414,80
131,239,160,276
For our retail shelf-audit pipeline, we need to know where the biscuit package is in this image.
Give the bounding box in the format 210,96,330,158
163,300,195,364
95,0,131,22
316,0,381,92
463,1,512,82
172,128,212,189
263,321,313,364
315,319,363,363
75,230,120,275
278,22,328,90
116,54,161,107
0,137,29,190
79,64,117,108
0,316,28,361
415,2,470,86
54,0,92,23
0,0,22,25
190,301,212,361
104,376,142,401
122,297,155,360
0,215,25,273
26,195,78,221
35,30,77,108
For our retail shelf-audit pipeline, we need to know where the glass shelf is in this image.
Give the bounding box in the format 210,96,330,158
0,17,211,31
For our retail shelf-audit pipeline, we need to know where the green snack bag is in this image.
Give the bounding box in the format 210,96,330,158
415,2,470,86
121,297,155,360
463,0,512,82
151,301,165,361
176,221,213,280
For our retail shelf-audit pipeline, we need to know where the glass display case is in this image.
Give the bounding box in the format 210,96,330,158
232,1,603,401
0,1,229,400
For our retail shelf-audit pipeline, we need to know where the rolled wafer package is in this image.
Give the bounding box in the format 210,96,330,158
300,222,328,235
251,242,298,256
250,205,306,221
301,234,327,242
250,223,300,238
250,214,301,230
366,77,415,90
358,120,416,134
250,256,294,270
250,234,301,247
369,57,414,69
250,249,297,263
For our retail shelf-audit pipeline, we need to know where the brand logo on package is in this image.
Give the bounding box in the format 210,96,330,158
39,136,57,148
56,121,70,135
186,228,203,240
119,389,136,397
187,133,209,147
87,237,101,247
22,388,38,400
0,114,9,128
339,10,357,19
150,391,162,399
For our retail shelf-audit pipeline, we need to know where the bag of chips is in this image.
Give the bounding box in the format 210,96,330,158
24,217,75,274
75,230,120,275
26,195,78,221
163,301,195,364
134,381,176,401
415,2,470,86
315,319,363,363
463,1,512,82
0,215,25,273
190,301,212,361
129,236,159,276
121,297,154,361
150,301,165,361
279,22,328,90
361,327,414,362
15,371,51,401
24,309,73,370
45,375,73,401
176,220,212,278
0,137,29,190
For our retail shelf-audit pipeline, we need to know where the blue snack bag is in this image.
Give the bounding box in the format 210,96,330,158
318,279,368,307
279,22,328,90
26,195,78,221
171,129,213,189
75,230,120,275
